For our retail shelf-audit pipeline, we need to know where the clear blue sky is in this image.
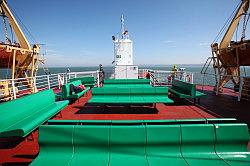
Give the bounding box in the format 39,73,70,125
5,0,249,67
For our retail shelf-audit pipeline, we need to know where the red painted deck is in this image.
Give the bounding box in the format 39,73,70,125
53,90,215,120
196,85,250,127
0,85,249,165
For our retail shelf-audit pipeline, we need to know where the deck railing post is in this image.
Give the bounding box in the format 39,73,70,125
58,74,64,89
216,74,220,95
238,77,243,101
11,79,16,99
171,74,173,84
150,71,153,86
65,73,68,84
33,77,37,92
153,71,155,86
56,74,59,89
97,70,100,87
47,75,50,89
191,73,194,83
157,71,159,85
148,70,151,85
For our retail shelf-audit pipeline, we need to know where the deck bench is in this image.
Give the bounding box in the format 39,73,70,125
104,79,151,88
88,87,173,104
0,89,69,137
31,120,249,166
181,124,228,165
69,76,95,87
47,118,237,125
30,125,74,165
169,79,206,104
61,80,90,100
214,123,250,166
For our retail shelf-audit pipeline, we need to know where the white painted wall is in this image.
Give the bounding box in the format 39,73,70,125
114,39,133,66
114,65,138,79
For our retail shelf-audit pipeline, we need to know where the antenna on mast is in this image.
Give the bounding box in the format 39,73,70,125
121,14,125,38
120,14,129,39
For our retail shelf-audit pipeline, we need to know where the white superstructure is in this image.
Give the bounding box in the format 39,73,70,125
112,15,138,79
114,38,133,65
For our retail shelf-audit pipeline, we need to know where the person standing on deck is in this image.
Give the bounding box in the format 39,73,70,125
168,64,178,84
99,64,105,86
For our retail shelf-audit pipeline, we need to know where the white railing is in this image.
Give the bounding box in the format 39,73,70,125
2,68,246,101
0,70,99,101
66,70,100,87
1,77,37,101
201,72,250,101
148,70,193,86
67,71,99,82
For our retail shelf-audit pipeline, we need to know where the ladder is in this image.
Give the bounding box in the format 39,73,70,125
201,57,213,74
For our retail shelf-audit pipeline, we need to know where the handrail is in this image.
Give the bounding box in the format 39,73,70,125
0,70,99,101
200,72,250,101
1,68,247,101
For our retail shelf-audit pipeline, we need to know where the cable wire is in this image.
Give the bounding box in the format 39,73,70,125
8,3,37,44
213,1,241,43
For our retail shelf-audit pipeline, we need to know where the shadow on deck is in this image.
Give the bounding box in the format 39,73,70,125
196,85,250,128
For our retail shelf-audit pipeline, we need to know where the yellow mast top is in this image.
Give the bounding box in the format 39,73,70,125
220,0,249,49
0,0,31,50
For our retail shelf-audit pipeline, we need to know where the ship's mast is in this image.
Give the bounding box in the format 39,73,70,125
121,14,125,38
120,14,129,39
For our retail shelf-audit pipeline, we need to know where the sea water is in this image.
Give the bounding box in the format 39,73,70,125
1,65,250,88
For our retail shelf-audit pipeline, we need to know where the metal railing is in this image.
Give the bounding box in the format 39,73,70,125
148,70,194,86
1,68,246,101
200,72,250,101
0,70,100,101
66,70,100,86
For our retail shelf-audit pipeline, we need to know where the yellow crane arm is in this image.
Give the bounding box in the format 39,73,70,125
220,0,249,49
0,0,31,50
